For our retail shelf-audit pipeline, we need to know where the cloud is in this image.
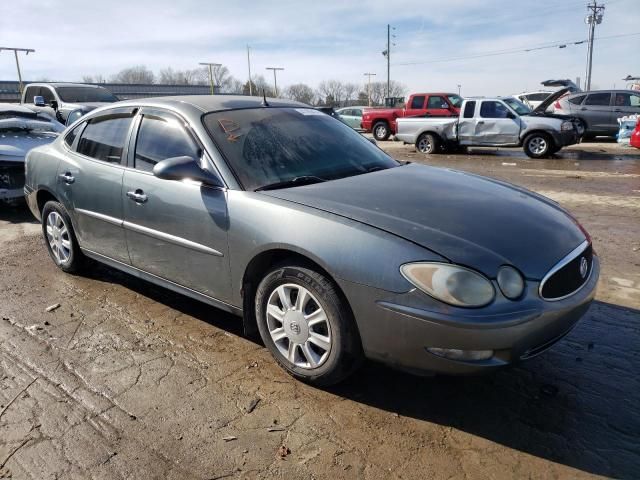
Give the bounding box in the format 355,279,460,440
0,0,636,96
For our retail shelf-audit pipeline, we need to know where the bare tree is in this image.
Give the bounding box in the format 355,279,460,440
343,83,358,104
81,74,106,83
284,83,315,105
317,80,345,106
110,65,155,84
246,75,273,97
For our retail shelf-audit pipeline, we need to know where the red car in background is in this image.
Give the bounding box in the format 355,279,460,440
630,118,640,148
361,92,463,141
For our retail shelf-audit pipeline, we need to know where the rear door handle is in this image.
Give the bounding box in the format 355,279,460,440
126,189,148,203
477,120,484,124
58,172,75,184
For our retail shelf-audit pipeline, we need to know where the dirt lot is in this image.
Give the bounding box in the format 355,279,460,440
1,141,639,480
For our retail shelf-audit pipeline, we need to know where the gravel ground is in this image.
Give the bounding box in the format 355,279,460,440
0,140,638,480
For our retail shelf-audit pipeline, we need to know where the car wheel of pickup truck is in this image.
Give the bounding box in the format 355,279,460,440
373,121,390,141
523,133,552,159
416,133,439,155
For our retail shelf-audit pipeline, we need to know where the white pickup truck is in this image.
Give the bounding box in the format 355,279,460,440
395,88,584,158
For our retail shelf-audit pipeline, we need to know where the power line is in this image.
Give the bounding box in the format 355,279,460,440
393,32,640,67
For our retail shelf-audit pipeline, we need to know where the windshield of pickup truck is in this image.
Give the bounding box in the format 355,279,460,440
447,94,463,108
204,107,399,191
56,86,118,103
503,98,532,115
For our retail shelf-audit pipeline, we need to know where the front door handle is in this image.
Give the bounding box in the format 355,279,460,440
477,120,485,124
126,189,148,203
58,172,75,184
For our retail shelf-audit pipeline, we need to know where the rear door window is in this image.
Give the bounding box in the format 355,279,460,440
77,114,133,164
134,114,200,172
64,123,85,148
585,93,612,106
410,96,425,109
463,101,476,118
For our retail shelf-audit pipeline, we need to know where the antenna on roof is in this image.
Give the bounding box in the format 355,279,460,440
261,88,269,107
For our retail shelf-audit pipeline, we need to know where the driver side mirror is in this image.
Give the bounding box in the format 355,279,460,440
50,100,59,111
33,95,46,107
153,156,224,188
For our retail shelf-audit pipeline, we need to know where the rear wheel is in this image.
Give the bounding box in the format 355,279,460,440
41,201,84,273
255,264,363,386
416,133,439,155
523,132,553,158
372,121,390,141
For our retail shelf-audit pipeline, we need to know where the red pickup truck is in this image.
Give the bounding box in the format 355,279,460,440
361,92,463,140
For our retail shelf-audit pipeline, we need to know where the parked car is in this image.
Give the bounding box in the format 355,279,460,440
552,90,640,138
631,117,640,148
0,104,62,205
336,106,366,130
21,82,119,123
25,95,598,385
512,91,553,110
361,93,463,141
395,89,584,158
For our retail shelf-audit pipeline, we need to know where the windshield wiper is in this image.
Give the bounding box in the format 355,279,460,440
255,175,327,191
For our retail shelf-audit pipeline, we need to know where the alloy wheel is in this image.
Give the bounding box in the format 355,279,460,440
418,136,433,153
46,211,71,264
375,125,388,139
528,136,547,155
265,283,332,369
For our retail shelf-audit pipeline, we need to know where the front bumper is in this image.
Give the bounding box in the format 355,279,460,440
338,255,599,375
552,129,580,148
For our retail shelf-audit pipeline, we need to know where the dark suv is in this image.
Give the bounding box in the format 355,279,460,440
553,89,640,138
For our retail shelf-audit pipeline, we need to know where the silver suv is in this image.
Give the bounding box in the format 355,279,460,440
553,90,640,138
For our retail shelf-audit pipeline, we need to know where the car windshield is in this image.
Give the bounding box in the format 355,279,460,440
447,94,464,108
503,98,531,115
203,107,399,191
56,86,118,103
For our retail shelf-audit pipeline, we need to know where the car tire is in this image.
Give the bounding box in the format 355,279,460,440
416,133,439,155
523,132,553,158
372,121,390,141
41,200,84,273
255,264,363,386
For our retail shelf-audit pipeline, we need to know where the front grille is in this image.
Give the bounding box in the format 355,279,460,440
540,242,592,300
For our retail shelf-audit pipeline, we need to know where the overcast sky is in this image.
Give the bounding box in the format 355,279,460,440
1,0,638,96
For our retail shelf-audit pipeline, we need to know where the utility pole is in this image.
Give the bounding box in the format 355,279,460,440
364,72,376,106
247,45,253,96
457,84,461,96
584,1,604,91
0,47,35,98
265,67,284,97
199,62,221,95
381,25,395,105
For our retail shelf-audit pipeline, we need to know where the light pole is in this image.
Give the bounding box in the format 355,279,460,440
199,62,221,95
246,45,253,96
457,84,461,96
364,72,376,106
0,47,35,98
584,1,604,91
265,67,284,97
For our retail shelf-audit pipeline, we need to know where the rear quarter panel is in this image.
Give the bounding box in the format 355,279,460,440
25,142,65,214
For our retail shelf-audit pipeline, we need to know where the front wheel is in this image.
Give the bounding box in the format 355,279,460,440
416,133,439,155
42,201,84,273
523,133,553,158
255,264,363,386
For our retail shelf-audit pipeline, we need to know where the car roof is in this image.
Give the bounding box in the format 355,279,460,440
569,89,639,96
125,95,307,112
26,82,109,89
411,92,457,96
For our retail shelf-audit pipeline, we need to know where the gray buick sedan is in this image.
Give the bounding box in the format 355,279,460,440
24,95,599,385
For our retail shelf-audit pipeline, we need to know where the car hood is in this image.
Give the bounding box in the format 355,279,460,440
262,164,586,279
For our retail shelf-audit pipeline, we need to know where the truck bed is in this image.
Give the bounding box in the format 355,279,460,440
395,116,459,144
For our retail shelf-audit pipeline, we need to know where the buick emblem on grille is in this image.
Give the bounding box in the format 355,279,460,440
290,322,301,335
579,257,588,279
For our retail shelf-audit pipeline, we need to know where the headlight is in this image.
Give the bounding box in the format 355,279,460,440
401,262,495,308
561,121,574,131
496,266,525,299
